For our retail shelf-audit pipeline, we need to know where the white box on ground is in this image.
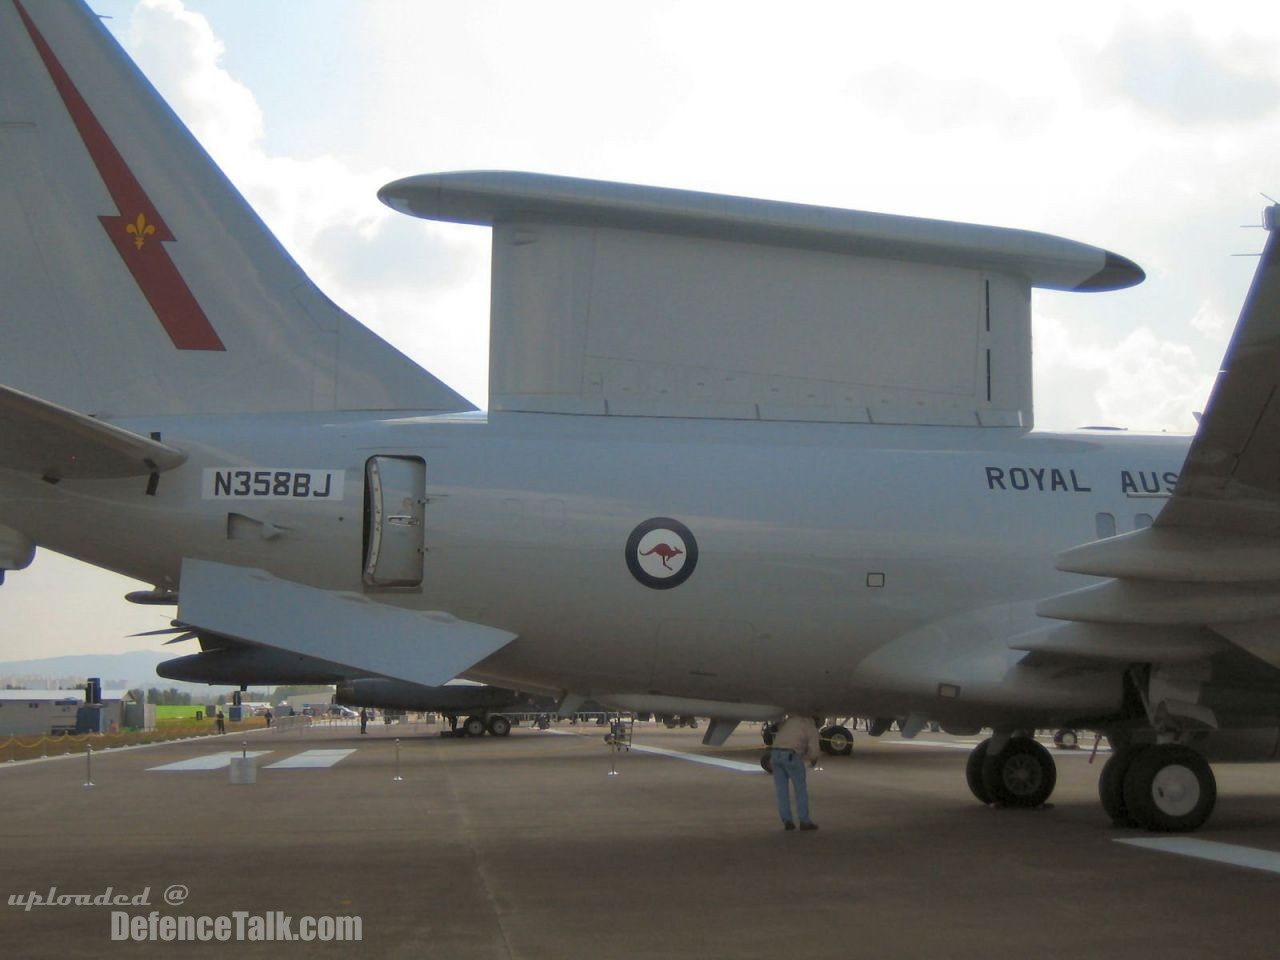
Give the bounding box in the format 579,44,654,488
229,757,257,784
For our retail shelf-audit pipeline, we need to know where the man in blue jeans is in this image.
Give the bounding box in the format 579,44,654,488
771,714,821,831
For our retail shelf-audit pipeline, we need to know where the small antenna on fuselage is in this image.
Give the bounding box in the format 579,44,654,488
1262,194,1280,233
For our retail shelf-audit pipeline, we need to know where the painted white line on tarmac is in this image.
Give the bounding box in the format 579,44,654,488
264,749,355,769
148,751,271,771
545,729,762,773
627,742,763,773
1117,837,1280,876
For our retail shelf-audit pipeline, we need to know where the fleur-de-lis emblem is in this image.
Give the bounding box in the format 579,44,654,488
125,212,155,250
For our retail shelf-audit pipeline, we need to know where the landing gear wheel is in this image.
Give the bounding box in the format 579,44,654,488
823,725,853,757
761,723,777,746
1098,744,1147,827
966,739,992,804
1053,728,1079,750
1122,744,1216,832
486,715,512,737
981,737,1057,808
868,718,894,737
463,715,486,738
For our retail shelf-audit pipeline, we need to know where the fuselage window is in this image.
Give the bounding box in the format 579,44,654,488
1134,513,1153,530
1095,512,1116,539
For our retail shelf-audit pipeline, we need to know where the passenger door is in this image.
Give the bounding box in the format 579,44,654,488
363,456,426,588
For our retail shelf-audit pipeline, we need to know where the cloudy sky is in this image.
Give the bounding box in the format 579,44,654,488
4,0,1280,662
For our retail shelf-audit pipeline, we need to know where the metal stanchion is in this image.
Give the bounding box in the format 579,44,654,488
84,744,94,787
393,738,403,781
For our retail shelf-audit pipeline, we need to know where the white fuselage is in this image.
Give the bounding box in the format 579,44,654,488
1,412,1189,724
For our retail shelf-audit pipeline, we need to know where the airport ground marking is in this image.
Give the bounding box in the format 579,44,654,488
263,748,355,769
1116,837,1280,876
0,725,279,772
545,728,761,773
148,750,272,772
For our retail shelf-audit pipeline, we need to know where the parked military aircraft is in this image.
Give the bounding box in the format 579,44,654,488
4,0,1280,832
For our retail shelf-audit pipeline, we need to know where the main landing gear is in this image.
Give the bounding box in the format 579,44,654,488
966,736,1057,808
967,734,1218,831
1098,743,1216,832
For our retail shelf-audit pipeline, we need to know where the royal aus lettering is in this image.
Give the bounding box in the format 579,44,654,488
984,466,1092,492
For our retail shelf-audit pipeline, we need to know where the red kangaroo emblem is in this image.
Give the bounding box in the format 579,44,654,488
640,543,684,570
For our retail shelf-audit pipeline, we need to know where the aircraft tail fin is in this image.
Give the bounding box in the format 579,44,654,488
0,0,471,417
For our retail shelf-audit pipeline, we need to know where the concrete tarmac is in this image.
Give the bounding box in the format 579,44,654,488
3,719,1280,958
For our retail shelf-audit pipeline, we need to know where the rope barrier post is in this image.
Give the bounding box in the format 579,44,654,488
607,714,620,777
84,744,94,788
393,738,403,781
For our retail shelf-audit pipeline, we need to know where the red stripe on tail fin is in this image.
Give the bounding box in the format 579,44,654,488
15,0,225,351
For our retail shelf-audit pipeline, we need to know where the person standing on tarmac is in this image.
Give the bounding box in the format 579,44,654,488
359,708,369,734
770,714,821,831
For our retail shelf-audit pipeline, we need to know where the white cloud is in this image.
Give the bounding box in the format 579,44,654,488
1034,314,1214,432
1189,298,1232,338
1090,15,1280,126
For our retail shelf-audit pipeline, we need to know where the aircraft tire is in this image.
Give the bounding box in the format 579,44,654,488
868,718,894,737
1122,744,1216,833
1098,744,1147,827
463,715,487,738
981,737,1056,808
487,715,512,737
761,723,777,746
1053,728,1079,750
825,725,853,757
966,739,992,804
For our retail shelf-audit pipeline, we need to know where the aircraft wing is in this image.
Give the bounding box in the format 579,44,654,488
1034,218,1280,670
0,383,186,479
1160,215,1280,535
177,559,516,687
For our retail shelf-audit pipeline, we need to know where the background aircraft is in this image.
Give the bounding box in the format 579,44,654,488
5,0,1280,834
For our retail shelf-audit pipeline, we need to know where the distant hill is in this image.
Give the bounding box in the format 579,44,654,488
0,649,220,696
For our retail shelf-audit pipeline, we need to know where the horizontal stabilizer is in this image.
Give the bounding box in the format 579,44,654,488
0,383,186,479
177,559,515,688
